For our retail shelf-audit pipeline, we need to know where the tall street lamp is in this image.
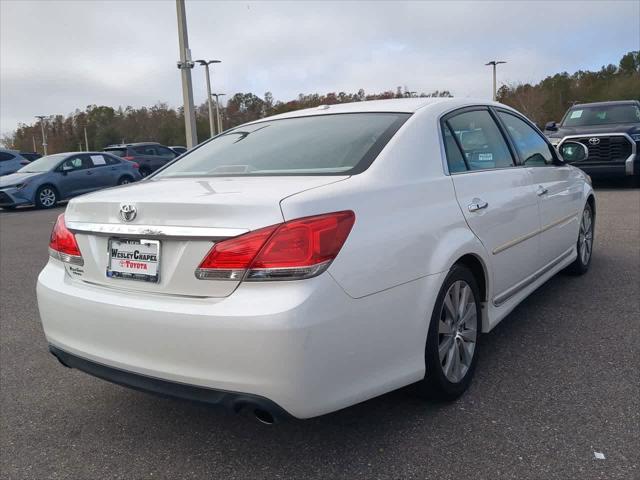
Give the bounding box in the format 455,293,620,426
211,93,226,134
176,0,197,148
485,60,506,101
83,125,89,151
35,115,48,155
195,59,221,137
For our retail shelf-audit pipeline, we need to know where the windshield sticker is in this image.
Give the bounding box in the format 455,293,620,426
90,155,106,165
569,110,583,119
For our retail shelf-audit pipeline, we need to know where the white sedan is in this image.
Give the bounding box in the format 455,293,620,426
37,98,595,423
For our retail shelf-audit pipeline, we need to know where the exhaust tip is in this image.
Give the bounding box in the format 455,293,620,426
253,408,275,425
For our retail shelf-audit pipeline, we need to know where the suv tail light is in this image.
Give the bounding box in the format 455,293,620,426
132,162,140,169
196,211,355,281
49,214,84,266
123,156,135,161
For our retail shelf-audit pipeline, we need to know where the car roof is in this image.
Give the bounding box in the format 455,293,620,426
571,100,640,108
244,97,512,124
104,142,161,148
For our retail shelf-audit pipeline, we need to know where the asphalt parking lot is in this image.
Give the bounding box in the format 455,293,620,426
1,184,638,480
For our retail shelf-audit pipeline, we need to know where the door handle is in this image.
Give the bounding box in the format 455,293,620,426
468,200,488,212
536,185,548,196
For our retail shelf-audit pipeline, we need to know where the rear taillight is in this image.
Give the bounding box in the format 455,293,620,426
123,156,135,161
195,211,355,281
132,162,140,169
49,214,83,266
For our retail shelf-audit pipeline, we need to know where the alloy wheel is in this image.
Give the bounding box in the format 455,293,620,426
578,207,593,265
438,280,478,383
39,188,56,208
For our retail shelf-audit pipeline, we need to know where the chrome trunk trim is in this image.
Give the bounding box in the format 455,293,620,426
66,221,248,240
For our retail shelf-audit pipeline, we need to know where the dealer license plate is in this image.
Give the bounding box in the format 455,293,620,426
107,238,160,283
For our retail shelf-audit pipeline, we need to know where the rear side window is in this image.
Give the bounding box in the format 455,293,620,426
497,111,553,166
104,148,126,157
445,110,514,171
0,152,16,162
442,125,467,173
133,146,158,156
155,113,410,177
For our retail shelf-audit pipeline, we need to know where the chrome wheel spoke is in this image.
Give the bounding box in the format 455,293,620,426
443,293,457,320
439,336,453,361
459,326,476,343
439,319,453,335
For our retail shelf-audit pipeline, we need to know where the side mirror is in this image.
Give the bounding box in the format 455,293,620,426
545,121,558,132
558,141,588,163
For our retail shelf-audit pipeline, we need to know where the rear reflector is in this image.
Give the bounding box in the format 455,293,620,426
196,211,355,281
49,214,84,266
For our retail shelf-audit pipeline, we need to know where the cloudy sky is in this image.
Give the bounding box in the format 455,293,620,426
1,0,638,135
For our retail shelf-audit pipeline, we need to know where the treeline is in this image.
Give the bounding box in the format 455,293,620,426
2,87,451,154
3,50,638,153
498,51,640,125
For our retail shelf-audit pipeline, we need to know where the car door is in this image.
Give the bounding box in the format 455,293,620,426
495,110,583,266
442,107,543,305
56,155,91,197
86,154,117,188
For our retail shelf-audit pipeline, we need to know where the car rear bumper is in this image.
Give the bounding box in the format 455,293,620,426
48,344,292,422
37,259,441,418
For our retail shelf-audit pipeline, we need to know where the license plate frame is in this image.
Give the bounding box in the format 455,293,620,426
106,238,161,283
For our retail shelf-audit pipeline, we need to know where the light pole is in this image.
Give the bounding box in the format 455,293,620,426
195,59,221,137
35,115,48,155
83,125,89,151
176,0,197,148
211,93,226,134
485,60,506,101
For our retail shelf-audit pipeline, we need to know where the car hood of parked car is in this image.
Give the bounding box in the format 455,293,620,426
546,122,640,140
0,171,45,187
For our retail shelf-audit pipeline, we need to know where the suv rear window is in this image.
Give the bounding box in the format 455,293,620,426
104,148,127,157
562,104,640,127
155,113,410,177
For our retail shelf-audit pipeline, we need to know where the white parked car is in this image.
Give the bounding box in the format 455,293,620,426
37,98,595,423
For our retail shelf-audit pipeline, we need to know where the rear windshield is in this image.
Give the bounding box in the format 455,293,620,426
104,148,127,157
562,104,640,127
154,113,410,178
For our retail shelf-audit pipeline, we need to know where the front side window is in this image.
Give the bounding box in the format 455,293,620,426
155,113,410,178
498,111,554,167
445,110,514,171
0,152,15,162
60,156,85,171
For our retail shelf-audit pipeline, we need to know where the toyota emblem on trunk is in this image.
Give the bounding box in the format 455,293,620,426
119,204,137,222
588,137,600,145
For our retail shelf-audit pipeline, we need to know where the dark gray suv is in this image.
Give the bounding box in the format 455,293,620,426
103,142,178,177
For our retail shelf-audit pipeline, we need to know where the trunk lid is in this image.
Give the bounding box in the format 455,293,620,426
65,176,347,297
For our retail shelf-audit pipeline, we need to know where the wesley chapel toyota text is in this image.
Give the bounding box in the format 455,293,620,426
37,98,595,423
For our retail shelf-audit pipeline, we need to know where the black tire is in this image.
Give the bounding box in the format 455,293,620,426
416,265,481,401
566,202,594,275
117,175,134,185
34,185,58,209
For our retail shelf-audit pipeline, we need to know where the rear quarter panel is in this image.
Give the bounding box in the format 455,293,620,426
280,109,492,301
